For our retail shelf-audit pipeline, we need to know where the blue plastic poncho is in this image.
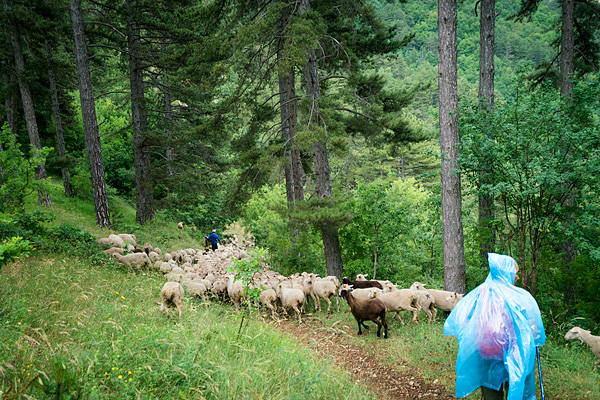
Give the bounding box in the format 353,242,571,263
444,253,546,400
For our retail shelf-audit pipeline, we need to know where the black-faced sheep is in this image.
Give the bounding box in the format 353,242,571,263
339,284,388,338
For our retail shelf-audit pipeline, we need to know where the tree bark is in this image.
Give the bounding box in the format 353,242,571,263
478,0,496,267
45,39,73,198
70,0,111,227
3,72,18,137
301,0,343,278
560,0,574,99
5,0,51,206
127,0,155,225
438,0,466,294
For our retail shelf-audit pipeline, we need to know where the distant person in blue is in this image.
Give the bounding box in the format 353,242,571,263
205,229,221,251
444,253,546,400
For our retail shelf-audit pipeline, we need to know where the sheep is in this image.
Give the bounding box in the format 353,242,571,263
98,234,125,249
565,327,600,367
177,222,184,229
355,273,369,281
277,283,304,323
368,288,420,325
211,279,227,300
111,253,150,270
410,287,437,323
117,233,136,246
410,282,463,312
349,288,378,300
301,273,318,310
259,288,278,318
104,247,124,256
147,251,161,263
226,274,245,311
341,277,383,290
183,281,207,300
158,282,184,321
339,284,388,339
312,279,339,313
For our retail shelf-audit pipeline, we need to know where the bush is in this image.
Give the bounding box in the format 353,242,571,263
0,236,34,266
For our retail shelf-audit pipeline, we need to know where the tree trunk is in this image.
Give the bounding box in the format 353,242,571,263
5,0,51,206
438,0,466,294
70,0,111,227
163,84,175,176
560,0,574,99
3,72,18,137
560,0,576,267
373,226,379,280
127,0,155,225
478,0,496,267
301,0,344,278
45,39,73,198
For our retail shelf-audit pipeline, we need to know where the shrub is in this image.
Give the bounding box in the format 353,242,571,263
0,236,34,266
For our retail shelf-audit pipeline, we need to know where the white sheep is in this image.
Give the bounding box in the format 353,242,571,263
410,288,437,323
158,281,184,321
177,222,184,229
277,283,304,323
117,233,136,246
111,253,150,270
211,279,227,300
183,281,207,300
355,273,369,281
226,274,245,311
349,288,378,300
368,288,420,325
98,234,125,249
565,327,600,367
259,288,278,318
312,279,339,313
103,247,124,256
410,282,463,312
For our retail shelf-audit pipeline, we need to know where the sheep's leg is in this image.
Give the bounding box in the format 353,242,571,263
335,294,339,312
293,303,302,324
373,318,383,337
409,307,419,324
310,292,318,311
431,306,438,322
360,321,370,330
423,308,432,323
356,318,363,335
177,305,182,322
396,311,405,325
381,313,388,339
324,295,332,313
315,296,322,312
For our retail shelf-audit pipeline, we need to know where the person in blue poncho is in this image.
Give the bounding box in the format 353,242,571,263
205,229,221,251
444,253,546,400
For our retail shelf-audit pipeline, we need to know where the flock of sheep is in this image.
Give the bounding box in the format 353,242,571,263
97,232,600,367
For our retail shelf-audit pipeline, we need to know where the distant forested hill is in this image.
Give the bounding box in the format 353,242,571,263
369,0,560,133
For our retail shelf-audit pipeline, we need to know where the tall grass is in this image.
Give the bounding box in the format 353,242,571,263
0,254,375,399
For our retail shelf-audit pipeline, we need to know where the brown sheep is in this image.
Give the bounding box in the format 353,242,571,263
339,284,388,339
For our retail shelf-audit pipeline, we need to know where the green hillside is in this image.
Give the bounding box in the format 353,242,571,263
1,184,599,399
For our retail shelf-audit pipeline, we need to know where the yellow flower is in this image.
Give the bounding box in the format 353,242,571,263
116,291,119,295
118,375,123,379
128,371,132,375
129,378,132,382
112,368,115,370
121,296,125,299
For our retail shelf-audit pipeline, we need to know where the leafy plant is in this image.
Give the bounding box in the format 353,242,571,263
0,236,34,266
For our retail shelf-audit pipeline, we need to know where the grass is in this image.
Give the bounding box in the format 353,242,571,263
2,182,600,399
308,303,600,400
0,254,375,399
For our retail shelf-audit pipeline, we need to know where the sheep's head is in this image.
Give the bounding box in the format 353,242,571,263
565,327,588,343
339,284,352,298
355,273,368,281
410,282,425,291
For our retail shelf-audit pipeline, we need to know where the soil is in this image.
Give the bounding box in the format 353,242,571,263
275,316,456,400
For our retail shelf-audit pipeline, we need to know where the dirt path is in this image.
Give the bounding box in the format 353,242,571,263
275,317,456,400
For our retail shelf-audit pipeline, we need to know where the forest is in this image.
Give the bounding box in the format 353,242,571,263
1,0,600,334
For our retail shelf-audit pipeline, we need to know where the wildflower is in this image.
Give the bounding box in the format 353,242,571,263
116,291,119,295
129,378,132,382
121,296,125,299
112,367,115,370
118,375,123,379
128,371,132,375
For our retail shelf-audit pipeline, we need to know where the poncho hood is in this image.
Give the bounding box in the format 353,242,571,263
444,253,546,400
